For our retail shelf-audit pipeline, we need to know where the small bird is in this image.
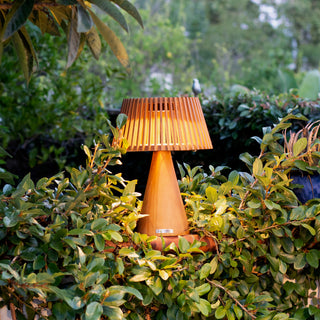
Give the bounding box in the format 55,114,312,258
192,78,201,97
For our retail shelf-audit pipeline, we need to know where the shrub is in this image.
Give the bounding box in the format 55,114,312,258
1,115,320,320
200,90,320,171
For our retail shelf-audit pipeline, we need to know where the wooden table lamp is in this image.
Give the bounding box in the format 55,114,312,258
120,97,212,236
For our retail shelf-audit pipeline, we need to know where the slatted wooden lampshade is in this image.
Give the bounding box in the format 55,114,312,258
120,97,212,236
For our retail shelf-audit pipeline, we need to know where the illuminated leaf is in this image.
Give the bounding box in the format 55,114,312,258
293,138,307,157
89,9,129,69
86,26,101,59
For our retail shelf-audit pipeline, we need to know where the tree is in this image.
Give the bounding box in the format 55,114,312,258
0,0,143,82
264,0,320,73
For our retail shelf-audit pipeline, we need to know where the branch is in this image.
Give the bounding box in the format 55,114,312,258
238,178,258,210
231,216,316,245
207,279,257,320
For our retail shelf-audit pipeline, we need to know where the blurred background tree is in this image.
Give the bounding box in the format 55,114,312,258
1,0,320,184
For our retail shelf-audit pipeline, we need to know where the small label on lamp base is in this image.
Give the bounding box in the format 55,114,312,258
156,229,174,234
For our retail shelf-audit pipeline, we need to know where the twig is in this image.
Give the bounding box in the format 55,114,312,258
207,279,257,319
231,216,316,245
238,178,258,210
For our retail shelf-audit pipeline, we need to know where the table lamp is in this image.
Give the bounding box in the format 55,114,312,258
120,97,212,236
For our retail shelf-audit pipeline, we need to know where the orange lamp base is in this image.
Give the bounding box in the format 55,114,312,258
137,151,189,236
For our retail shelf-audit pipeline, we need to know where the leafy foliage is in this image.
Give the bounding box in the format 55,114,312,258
200,90,320,171
0,0,143,81
1,114,320,319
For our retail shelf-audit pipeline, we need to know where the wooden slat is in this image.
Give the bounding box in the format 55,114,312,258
120,97,212,151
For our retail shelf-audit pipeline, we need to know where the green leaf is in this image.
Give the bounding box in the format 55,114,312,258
178,236,190,253
94,233,105,251
210,256,218,274
103,306,123,320
3,215,18,228
108,230,123,242
119,247,139,258
120,286,143,300
302,223,316,236
85,302,103,320
77,4,93,33
266,254,279,271
146,276,163,295
215,306,226,319
110,0,144,28
159,269,170,280
3,0,34,40
272,313,289,320
91,218,108,231
68,228,94,236
77,246,86,264
123,179,137,196
0,263,20,280
89,10,129,69
195,283,211,296
294,253,306,270
87,257,105,271
306,249,319,268
206,186,218,203
293,138,307,157
226,309,236,320
233,304,243,319
290,207,305,220
33,255,45,270
90,0,128,32
129,270,152,282
199,263,211,280
197,298,211,317
116,113,127,129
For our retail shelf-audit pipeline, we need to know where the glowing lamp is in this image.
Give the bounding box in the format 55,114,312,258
120,97,212,236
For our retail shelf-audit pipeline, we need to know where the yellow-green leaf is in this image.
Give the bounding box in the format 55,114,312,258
89,9,129,69
293,137,307,157
29,9,61,36
253,158,263,176
86,27,101,60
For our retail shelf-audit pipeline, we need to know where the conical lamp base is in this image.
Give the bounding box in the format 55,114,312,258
137,151,189,236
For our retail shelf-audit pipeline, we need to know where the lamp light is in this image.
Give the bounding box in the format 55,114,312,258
120,97,212,236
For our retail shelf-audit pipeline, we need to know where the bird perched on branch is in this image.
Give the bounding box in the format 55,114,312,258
192,78,201,97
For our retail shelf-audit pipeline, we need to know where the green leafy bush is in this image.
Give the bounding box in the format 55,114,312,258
200,90,320,171
1,114,320,319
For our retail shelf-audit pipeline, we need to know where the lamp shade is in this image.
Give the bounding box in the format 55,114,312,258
120,97,212,151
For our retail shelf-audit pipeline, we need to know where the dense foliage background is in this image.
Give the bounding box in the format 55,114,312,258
2,0,320,184
2,0,320,319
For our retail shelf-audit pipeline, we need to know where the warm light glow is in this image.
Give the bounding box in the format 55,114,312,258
120,97,212,151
